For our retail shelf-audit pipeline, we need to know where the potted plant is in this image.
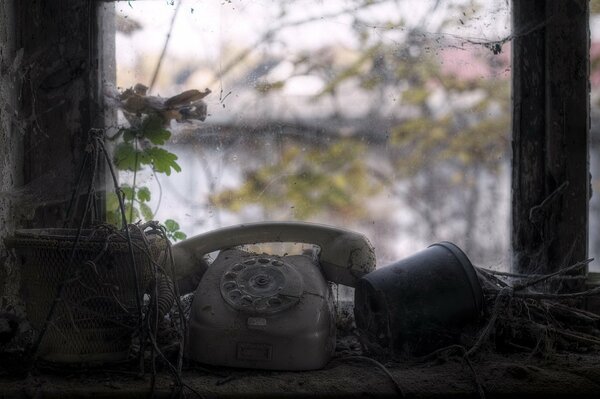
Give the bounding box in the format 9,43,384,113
4,84,211,364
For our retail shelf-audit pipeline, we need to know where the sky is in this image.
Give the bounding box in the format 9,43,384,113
115,0,510,91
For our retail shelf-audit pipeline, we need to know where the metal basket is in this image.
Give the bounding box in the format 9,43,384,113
4,228,167,363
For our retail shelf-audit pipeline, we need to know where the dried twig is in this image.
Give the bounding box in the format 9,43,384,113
514,286,600,300
512,259,591,291
473,260,600,358
467,286,512,357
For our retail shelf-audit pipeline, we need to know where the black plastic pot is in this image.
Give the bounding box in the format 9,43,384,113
354,242,483,357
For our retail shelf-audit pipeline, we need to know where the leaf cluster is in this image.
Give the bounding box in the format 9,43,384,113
107,85,208,239
113,114,181,176
106,184,154,226
163,219,187,241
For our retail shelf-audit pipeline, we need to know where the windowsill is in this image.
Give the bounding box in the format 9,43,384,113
1,351,599,398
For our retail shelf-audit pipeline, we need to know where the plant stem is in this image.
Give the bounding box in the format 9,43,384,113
130,139,139,222
98,138,145,374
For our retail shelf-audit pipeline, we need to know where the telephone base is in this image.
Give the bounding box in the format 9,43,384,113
186,249,336,371
187,319,333,371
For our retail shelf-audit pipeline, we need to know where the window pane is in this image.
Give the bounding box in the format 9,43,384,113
113,0,511,268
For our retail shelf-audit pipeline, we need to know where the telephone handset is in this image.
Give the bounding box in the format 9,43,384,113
172,221,376,289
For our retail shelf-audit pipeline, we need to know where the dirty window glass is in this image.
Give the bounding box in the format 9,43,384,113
112,0,511,269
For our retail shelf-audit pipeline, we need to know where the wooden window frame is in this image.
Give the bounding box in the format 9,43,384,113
512,1,591,292
11,1,596,292
10,0,115,228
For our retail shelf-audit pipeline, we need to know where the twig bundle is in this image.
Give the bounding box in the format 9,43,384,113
474,260,600,356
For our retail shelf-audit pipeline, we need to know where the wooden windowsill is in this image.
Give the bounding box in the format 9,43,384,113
1,351,599,398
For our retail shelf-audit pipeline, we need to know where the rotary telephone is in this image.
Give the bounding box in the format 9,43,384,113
171,222,376,370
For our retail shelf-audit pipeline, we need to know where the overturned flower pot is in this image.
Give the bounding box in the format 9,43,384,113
4,228,167,364
354,242,484,357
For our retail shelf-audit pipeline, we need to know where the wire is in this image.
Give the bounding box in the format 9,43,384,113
334,355,405,397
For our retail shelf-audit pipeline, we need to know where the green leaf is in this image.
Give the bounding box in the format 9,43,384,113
145,147,181,176
120,185,134,199
172,231,187,241
124,203,140,224
164,219,179,232
107,209,121,226
140,202,153,221
106,192,120,212
113,142,145,171
137,186,151,202
141,115,171,145
122,128,137,143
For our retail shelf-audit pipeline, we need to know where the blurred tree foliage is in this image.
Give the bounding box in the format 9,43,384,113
211,0,510,254
212,140,381,219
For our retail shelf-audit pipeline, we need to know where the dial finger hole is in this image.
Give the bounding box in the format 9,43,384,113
232,263,245,272
240,296,253,306
224,272,237,280
268,297,282,307
253,298,267,309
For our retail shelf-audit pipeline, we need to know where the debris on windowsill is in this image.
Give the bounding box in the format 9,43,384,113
2,258,600,397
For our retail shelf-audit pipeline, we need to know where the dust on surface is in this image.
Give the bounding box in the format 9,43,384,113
1,339,600,398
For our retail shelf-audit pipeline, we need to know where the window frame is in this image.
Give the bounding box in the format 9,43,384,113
32,0,590,288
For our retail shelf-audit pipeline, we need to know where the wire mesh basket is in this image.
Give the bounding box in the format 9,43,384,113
4,228,167,363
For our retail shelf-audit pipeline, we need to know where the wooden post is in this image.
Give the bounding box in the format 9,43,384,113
13,0,113,228
512,0,590,290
